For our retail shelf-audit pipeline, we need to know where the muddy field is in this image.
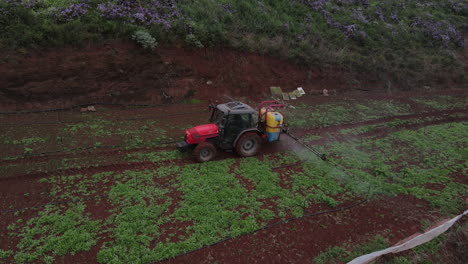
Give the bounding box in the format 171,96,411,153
0,88,467,264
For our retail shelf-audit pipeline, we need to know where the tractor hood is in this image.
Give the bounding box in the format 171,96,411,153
188,124,219,136
185,124,219,144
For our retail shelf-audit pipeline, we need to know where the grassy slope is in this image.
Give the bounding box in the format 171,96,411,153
0,0,466,88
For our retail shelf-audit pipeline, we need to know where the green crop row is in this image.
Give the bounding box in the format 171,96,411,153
322,122,468,214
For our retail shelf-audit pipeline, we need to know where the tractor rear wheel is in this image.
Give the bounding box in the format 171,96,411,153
236,133,261,157
194,142,217,162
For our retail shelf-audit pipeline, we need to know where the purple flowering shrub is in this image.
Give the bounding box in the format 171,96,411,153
299,0,465,47
97,0,179,29
55,3,91,22
3,0,41,9
411,18,464,48
2,0,180,29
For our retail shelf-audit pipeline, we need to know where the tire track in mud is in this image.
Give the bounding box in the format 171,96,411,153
303,116,468,147
3,108,466,183
0,143,178,166
353,115,468,140
293,108,468,140
0,148,295,184
0,158,189,182
4,109,465,183
337,89,468,103
1,109,208,127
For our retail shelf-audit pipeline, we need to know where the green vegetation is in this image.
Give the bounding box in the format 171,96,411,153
3,153,356,263
12,137,47,145
338,119,416,135
0,250,13,259
314,235,388,263
97,172,172,263
304,134,322,141
126,150,186,162
183,98,204,105
1,136,47,146
235,157,340,218
1,0,466,87
169,160,263,250
11,203,100,264
326,122,468,213
63,118,176,149
64,119,113,137
412,95,468,110
23,147,33,155
132,29,158,50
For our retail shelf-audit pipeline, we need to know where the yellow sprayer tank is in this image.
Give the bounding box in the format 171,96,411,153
261,108,283,142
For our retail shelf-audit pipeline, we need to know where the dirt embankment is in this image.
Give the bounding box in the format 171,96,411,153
0,42,365,111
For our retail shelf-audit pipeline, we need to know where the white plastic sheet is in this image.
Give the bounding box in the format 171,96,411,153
348,209,467,264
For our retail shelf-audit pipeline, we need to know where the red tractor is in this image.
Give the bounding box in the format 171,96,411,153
177,101,286,162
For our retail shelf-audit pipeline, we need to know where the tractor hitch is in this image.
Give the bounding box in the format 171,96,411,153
176,141,190,152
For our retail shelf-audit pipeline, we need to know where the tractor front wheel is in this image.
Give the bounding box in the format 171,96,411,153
194,142,217,162
236,133,261,157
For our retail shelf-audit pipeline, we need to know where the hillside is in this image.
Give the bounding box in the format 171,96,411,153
1,0,466,93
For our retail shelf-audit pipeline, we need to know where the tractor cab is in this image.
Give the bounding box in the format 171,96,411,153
209,102,256,147
177,101,285,162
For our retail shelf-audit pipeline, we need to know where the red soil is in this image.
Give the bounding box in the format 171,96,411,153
0,177,50,212
0,42,345,111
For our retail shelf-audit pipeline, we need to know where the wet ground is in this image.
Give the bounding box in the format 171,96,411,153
0,88,466,263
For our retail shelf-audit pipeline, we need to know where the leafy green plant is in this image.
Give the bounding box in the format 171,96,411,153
185,33,204,48
0,249,13,259
132,30,157,50
23,147,33,155
13,204,100,264
304,134,322,141
13,137,46,145
314,246,348,264
64,119,112,137
126,150,184,162
98,184,170,263
413,96,467,110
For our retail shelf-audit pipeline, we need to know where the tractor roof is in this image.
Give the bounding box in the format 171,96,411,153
217,101,255,115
